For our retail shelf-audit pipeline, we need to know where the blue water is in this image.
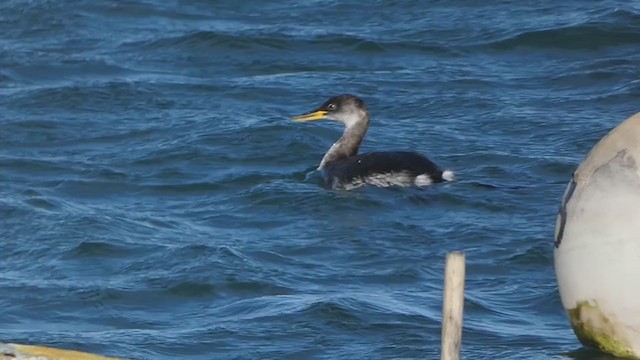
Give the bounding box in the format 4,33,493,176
1,1,639,359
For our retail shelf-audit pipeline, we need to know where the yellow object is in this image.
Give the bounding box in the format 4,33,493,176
291,110,327,122
0,343,121,360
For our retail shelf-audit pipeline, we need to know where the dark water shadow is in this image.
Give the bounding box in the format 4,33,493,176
561,347,622,360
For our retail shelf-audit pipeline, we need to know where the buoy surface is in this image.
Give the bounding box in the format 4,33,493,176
555,112,640,359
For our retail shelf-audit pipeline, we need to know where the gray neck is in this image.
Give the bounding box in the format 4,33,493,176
318,120,369,170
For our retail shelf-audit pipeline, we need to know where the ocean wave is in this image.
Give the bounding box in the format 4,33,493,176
210,293,437,323
5,80,163,115
65,240,132,258
126,29,453,57
0,70,15,84
481,21,640,51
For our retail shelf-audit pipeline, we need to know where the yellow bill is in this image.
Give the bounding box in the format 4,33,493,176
292,110,327,122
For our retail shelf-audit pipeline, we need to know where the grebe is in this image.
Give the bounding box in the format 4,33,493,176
292,94,454,190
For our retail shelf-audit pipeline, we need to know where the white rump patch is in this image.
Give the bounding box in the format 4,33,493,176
442,170,455,182
414,174,433,186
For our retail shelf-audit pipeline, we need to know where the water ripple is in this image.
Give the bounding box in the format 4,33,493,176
1,0,635,359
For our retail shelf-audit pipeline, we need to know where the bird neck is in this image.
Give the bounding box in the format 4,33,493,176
318,119,369,170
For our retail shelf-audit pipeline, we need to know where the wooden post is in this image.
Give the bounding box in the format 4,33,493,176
441,251,465,360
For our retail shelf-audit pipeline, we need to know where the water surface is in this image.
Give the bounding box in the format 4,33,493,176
1,1,639,359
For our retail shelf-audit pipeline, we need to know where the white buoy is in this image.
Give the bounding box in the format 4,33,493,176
441,251,465,360
555,112,640,358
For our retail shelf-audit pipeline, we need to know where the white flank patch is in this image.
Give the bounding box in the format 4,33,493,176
336,170,454,190
364,171,414,187
414,174,433,187
442,170,455,182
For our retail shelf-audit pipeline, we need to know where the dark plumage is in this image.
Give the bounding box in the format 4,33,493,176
324,151,448,189
292,94,454,190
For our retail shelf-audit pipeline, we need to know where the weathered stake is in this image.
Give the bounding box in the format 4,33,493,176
441,251,465,360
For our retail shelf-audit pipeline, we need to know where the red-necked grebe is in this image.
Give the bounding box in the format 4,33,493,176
292,94,454,190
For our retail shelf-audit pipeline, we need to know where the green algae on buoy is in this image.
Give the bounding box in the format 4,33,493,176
0,342,121,360
555,112,640,359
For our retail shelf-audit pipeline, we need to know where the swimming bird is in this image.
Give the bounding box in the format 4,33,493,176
292,94,454,190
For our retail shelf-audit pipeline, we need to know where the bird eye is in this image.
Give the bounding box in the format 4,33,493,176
327,103,336,111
